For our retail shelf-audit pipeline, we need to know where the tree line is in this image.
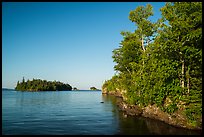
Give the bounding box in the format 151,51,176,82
90,87,100,90
102,2,202,128
15,77,72,91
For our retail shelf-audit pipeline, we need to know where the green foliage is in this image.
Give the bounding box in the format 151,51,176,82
129,4,155,38
112,32,142,73
165,103,178,114
90,87,99,90
15,78,72,91
102,2,202,126
73,87,78,90
102,75,122,92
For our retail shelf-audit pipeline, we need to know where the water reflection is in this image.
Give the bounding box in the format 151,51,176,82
102,94,201,135
15,91,66,109
144,117,201,135
3,90,201,135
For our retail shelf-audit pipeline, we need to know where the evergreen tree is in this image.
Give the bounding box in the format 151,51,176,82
15,79,72,91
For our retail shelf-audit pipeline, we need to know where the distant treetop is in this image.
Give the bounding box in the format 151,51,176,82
90,87,100,90
73,87,78,90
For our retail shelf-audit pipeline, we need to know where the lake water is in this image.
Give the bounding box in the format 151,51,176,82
2,89,201,135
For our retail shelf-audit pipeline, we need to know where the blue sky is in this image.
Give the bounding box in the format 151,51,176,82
2,2,166,90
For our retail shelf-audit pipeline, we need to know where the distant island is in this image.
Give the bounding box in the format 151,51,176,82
73,87,78,90
15,77,72,91
90,87,100,91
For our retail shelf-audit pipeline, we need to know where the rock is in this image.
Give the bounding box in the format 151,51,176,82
101,89,202,130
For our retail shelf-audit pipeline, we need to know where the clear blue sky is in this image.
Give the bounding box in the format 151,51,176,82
2,2,165,90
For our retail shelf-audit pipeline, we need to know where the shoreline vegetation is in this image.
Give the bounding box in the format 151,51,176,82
14,78,101,92
90,87,100,91
102,90,201,131
102,2,202,130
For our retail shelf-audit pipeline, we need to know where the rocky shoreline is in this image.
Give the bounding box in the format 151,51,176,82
102,90,202,131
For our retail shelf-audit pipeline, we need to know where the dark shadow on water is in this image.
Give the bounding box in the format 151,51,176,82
144,117,201,135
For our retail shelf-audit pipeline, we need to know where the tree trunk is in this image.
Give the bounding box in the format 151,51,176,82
141,34,145,52
187,76,190,95
186,67,190,95
141,35,145,66
125,66,131,75
181,59,185,89
179,51,185,90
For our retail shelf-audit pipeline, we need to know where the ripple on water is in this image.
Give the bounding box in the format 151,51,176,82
2,90,201,135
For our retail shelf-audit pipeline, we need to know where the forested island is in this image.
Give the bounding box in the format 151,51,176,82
90,87,100,90
15,77,72,91
102,2,202,130
73,87,78,90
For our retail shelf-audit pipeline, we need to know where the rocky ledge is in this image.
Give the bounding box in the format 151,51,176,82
117,101,202,130
102,89,202,131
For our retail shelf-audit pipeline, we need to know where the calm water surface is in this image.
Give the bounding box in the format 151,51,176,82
2,89,201,135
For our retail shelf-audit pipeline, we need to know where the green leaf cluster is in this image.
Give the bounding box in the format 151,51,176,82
90,87,100,90
102,2,202,127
